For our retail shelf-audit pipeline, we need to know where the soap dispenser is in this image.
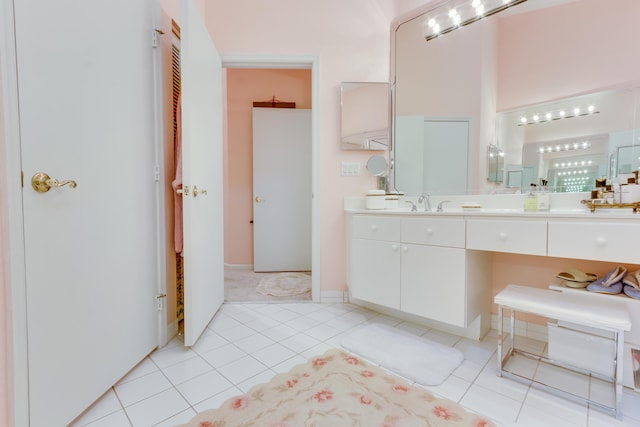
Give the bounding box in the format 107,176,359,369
537,179,550,211
524,184,538,212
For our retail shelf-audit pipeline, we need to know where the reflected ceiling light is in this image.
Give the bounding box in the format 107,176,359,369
539,141,591,154
518,105,599,125
424,0,528,41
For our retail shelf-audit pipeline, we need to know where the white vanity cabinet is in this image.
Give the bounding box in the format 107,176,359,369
548,220,640,264
348,216,401,309
400,217,468,326
348,214,491,332
466,218,547,255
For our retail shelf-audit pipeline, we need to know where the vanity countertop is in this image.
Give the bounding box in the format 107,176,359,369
345,193,640,220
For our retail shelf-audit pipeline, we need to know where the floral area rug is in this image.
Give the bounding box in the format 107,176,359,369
178,348,496,427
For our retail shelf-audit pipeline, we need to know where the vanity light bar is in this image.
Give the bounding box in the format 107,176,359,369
424,0,528,41
538,141,591,154
554,160,594,168
519,105,599,126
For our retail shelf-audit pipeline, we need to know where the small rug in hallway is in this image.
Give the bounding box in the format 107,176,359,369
178,348,495,427
341,323,464,386
256,271,311,296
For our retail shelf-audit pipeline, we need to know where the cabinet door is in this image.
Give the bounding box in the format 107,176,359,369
401,244,466,327
350,238,401,309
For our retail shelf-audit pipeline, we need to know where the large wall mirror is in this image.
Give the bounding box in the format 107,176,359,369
341,82,390,150
392,0,640,195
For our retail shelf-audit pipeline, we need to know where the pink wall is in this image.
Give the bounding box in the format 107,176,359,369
205,0,395,291
224,68,312,265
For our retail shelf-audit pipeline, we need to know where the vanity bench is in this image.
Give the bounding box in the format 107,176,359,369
495,284,631,419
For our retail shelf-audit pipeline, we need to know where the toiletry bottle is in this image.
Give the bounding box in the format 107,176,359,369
524,184,538,212
537,180,550,211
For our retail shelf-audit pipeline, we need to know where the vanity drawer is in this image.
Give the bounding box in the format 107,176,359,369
401,217,465,248
351,215,401,242
548,221,640,263
466,219,547,255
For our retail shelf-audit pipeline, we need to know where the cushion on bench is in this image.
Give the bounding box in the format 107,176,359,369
495,284,631,332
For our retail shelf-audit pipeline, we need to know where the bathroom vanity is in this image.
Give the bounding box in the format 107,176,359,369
345,193,640,390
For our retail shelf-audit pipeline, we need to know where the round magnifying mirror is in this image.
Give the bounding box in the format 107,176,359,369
366,155,388,177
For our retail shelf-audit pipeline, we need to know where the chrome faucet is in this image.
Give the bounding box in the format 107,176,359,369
418,194,431,212
405,201,417,212
437,200,452,212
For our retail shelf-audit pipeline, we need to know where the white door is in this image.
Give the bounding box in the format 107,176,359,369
181,0,225,346
253,108,311,272
14,0,159,425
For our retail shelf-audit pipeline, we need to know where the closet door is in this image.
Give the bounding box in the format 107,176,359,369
181,0,225,346
14,0,160,425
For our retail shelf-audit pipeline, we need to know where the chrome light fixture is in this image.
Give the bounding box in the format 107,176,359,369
424,0,528,41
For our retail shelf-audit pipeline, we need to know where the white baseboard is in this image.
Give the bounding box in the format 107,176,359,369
224,263,253,270
320,290,349,303
165,319,180,346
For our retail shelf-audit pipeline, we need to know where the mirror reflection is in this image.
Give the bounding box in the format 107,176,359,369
392,0,640,195
340,82,390,150
487,144,504,183
499,86,640,192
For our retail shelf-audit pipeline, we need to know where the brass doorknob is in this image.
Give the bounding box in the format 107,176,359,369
192,186,207,198
255,196,266,203
31,172,77,193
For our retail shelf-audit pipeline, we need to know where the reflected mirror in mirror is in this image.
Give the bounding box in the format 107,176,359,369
341,82,390,150
487,144,504,183
392,0,640,195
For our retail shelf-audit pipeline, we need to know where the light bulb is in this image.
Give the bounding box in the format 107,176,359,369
588,105,595,113
559,110,566,117
520,116,527,124
546,113,552,120
574,107,580,115
533,114,540,121
428,18,436,28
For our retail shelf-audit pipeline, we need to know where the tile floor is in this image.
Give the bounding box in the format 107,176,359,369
70,302,640,427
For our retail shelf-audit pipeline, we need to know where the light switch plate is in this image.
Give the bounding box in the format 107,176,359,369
341,161,361,176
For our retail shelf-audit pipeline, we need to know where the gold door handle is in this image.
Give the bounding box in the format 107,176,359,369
192,185,207,198
31,172,77,193
255,196,266,203
176,185,190,196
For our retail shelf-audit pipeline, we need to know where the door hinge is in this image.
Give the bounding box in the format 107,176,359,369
155,293,167,310
21,170,24,188
154,165,160,181
152,28,164,48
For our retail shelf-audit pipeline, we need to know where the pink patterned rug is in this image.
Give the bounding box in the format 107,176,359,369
178,348,496,427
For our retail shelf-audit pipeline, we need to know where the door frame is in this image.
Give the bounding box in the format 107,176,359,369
2,0,30,424
221,54,320,302
1,0,166,424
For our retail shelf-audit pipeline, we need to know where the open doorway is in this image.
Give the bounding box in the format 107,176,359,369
222,66,314,302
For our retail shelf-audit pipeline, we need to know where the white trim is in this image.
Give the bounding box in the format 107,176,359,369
165,319,180,346
151,0,168,350
1,0,29,424
224,263,253,270
320,291,349,303
220,53,321,303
